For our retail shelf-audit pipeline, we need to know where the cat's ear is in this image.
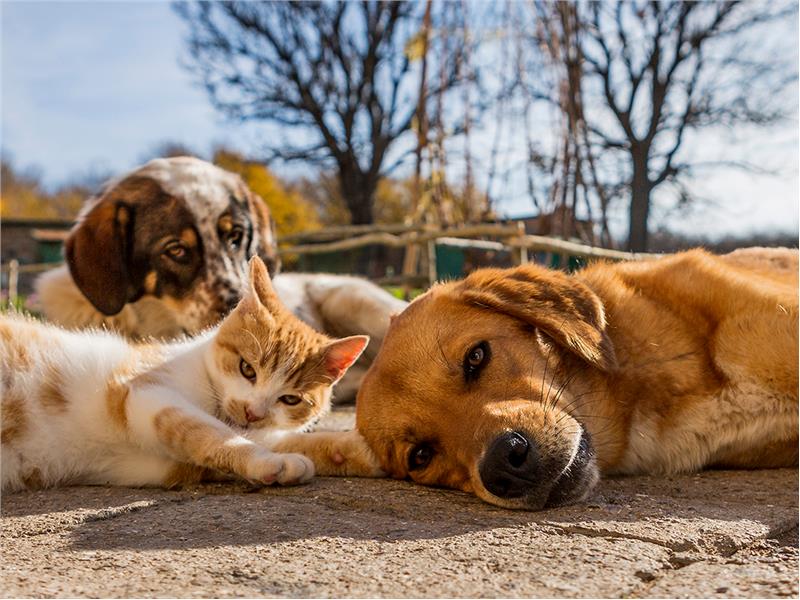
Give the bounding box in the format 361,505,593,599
247,255,281,312
322,335,370,383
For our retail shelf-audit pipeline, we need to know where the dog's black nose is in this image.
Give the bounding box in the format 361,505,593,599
223,295,240,313
479,431,539,498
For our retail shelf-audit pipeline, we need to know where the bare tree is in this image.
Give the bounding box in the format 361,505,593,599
176,1,461,225
507,1,612,248
517,0,796,251
581,0,796,251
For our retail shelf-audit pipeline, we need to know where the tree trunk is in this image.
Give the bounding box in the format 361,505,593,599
627,151,651,252
348,193,375,225
340,171,378,276
340,173,376,225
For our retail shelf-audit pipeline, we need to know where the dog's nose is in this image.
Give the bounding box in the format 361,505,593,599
479,431,540,498
224,295,240,314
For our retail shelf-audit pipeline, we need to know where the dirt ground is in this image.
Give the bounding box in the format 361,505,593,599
1,408,797,598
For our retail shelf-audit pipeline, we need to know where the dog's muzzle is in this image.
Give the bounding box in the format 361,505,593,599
478,429,598,509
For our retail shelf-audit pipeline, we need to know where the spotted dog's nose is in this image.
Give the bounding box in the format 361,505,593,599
223,295,240,314
479,431,540,498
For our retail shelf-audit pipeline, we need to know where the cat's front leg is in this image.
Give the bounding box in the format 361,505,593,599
266,430,384,477
125,385,314,487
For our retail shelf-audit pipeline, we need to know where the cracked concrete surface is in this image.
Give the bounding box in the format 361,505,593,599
1,408,797,598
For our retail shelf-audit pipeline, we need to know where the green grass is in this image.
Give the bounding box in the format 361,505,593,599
0,297,26,312
0,295,41,318
383,286,425,301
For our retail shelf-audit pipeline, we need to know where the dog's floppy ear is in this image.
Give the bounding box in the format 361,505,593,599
457,264,617,371
65,199,134,316
247,190,281,277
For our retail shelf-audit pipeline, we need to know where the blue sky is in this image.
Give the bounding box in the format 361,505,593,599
2,1,252,181
1,1,798,239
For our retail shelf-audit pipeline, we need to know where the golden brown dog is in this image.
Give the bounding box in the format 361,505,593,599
356,247,798,509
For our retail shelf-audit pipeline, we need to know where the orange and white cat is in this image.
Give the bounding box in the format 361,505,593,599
1,257,381,492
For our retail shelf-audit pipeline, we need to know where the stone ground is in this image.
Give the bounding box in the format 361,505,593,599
1,408,797,598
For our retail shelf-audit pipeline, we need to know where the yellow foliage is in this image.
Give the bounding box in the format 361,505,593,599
298,172,492,226
297,175,415,225
404,30,427,61
213,149,320,237
0,161,85,220
374,177,415,224
374,176,492,225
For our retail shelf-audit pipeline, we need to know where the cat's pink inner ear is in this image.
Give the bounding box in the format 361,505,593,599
324,335,369,381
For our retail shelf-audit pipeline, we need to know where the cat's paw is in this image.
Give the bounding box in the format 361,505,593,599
318,430,385,477
247,451,315,486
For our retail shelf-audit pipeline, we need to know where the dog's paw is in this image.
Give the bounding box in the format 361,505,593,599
318,430,385,477
246,451,315,486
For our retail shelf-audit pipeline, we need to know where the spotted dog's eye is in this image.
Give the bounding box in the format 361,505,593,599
463,341,490,382
278,395,302,406
228,228,244,250
239,359,256,382
408,444,434,471
163,242,189,263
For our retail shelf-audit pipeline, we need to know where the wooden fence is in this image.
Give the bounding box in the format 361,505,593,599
1,223,658,305
279,222,659,287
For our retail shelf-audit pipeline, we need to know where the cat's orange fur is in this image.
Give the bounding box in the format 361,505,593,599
1,257,382,492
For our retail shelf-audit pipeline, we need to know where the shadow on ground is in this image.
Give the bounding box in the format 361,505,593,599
3,469,796,555
1,409,797,598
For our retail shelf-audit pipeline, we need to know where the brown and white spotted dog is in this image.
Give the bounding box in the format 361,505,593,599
38,157,279,337
36,157,406,398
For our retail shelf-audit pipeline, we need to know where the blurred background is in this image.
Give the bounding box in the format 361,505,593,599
1,1,798,297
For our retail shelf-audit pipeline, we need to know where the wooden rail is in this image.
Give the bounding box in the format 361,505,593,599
0,261,56,275
2,223,657,305
278,224,659,261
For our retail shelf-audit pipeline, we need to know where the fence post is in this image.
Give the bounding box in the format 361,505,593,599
510,221,529,266
8,259,19,308
516,221,529,265
427,238,437,285
401,239,419,300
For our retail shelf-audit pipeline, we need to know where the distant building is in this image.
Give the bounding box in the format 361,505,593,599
1,218,71,294
2,218,71,264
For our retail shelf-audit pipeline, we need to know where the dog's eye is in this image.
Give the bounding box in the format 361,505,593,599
228,228,244,249
278,395,302,406
163,242,189,263
408,444,434,471
463,341,490,382
239,359,256,382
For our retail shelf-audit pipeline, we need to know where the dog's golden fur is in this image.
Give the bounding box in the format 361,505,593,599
356,247,798,509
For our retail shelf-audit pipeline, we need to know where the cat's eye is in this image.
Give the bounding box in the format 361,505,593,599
278,395,302,406
408,443,434,471
239,359,256,382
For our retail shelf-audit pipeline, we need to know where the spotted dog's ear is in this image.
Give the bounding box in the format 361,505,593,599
246,189,281,277
456,264,617,372
65,199,134,316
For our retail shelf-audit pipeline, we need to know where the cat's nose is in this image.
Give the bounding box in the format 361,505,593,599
244,407,261,423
